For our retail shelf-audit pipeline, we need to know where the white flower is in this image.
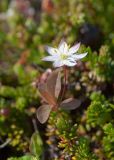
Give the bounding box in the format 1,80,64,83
43,40,87,67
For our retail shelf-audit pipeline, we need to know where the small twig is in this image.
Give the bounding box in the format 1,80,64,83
31,63,45,72
0,138,11,149
32,118,38,132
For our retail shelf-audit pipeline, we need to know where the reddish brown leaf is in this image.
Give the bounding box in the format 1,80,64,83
38,83,56,106
38,69,61,106
55,71,61,98
60,98,81,110
37,105,51,124
46,69,61,99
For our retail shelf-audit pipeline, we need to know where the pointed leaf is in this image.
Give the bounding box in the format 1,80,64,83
37,105,51,123
8,155,37,160
55,71,61,98
29,131,43,159
46,69,61,98
38,69,61,105
38,83,56,106
60,98,81,110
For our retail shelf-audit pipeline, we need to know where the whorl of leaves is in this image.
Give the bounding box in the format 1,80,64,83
87,92,112,127
102,123,114,159
75,137,98,160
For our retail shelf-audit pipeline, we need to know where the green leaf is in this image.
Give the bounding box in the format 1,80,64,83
29,131,43,158
75,137,98,160
8,155,38,160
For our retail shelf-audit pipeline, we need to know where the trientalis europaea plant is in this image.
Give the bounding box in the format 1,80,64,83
37,40,87,123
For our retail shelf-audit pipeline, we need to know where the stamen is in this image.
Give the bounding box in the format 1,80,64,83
60,54,68,60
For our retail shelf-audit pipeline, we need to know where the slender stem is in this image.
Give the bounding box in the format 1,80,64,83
0,138,11,149
60,66,67,102
32,118,38,132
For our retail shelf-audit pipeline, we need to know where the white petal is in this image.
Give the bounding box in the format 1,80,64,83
72,52,87,60
67,57,76,62
58,40,65,50
42,56,57,62
58,40,68,53
63,60,77,67
53,60,63,68
45,46,58,55
68,43,80,55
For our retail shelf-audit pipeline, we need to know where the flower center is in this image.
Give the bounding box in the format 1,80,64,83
60,54,68,60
